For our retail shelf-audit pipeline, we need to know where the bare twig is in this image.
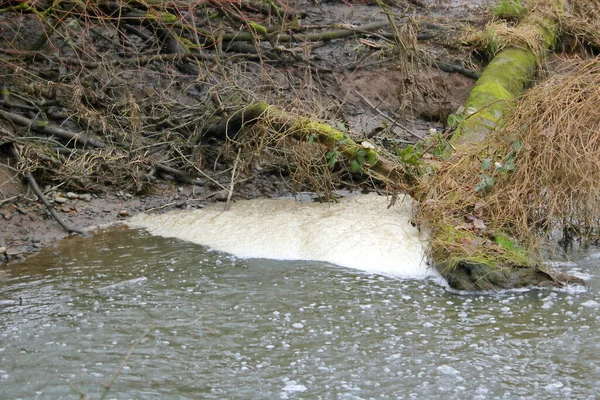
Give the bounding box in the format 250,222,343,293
0,109,106,148
6,144,85,235
224,148,241,211
99,317,203,400
354,90,423,140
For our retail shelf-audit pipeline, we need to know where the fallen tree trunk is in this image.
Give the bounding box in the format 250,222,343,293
451,3,559,145
422,0,587,290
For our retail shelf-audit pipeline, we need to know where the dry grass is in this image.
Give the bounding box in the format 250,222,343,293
559,0,600,50
420,56,600,258
465,19,549,59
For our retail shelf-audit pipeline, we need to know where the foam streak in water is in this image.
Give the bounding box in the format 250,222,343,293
128,194,437,279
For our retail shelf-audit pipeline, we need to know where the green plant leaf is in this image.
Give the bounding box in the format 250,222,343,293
475,175,495,192
447,113,464,128
512,140,522,151
481,158,492,170
350,159,361,172
366,151,377,165
503,160,515,172
357,152,366,165
326,150,338,168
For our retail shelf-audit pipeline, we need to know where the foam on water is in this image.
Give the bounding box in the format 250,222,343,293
128,193,438,279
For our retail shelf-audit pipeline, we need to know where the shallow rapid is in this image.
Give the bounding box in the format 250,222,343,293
0,225,598,399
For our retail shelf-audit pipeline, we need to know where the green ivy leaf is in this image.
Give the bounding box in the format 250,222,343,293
481,158,492,170
475,175,495,192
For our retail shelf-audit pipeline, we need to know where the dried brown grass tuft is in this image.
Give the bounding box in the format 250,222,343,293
560,0,600,50
421,56,600,253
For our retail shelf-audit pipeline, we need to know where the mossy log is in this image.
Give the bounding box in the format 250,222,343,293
201,102,409,185
452,4,559,145
451,47,537,144
432,1,583,290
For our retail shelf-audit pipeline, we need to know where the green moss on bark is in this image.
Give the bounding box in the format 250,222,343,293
452,47,537,144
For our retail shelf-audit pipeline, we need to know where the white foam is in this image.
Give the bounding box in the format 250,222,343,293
128,194,438,279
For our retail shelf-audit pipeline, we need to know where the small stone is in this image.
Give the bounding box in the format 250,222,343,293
54,195,68,204
0,247,6,254
103,208,111,213
66,192,78,199
118,210,129,217
19,228,29,235
215,189,229,201
79,193,92,202
2,212,12,220
61,206,71,213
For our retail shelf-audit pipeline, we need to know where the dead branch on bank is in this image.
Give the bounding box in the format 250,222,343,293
1,0,457,196
6,143,85,234
200,102,411,186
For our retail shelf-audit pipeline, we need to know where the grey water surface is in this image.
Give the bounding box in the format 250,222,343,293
1,226,599,399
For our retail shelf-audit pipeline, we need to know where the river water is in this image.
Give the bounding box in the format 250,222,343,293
1,206,599,399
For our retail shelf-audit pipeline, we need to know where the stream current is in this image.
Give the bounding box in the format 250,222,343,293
1,196,599,399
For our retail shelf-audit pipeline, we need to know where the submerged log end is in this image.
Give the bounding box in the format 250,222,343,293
438,261,585,292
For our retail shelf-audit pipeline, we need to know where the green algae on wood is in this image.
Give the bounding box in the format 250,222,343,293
451,0,560,146
428,0,569,289
451,47,538,145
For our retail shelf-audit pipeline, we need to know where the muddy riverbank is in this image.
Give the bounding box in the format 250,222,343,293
1,0,487,263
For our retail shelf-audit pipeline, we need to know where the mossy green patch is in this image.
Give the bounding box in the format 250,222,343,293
145,11,179,23
432,223,534,274
494,0,527,20
249,21,268,37
432,224,538,290
452,47,537,144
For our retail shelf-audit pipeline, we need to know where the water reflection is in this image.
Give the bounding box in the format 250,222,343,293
0,227,598,399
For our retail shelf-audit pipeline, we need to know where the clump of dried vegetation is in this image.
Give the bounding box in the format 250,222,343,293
1,0,445,204
0,0,377,196
559,0,600,51
420,56,600,268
